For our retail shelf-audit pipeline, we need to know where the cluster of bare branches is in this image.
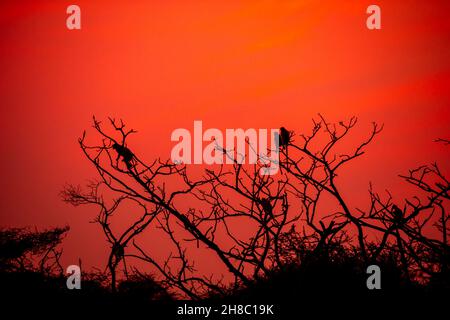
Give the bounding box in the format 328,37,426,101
62,116,449,298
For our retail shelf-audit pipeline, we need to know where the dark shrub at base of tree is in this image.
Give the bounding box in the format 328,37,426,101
0,227,174,310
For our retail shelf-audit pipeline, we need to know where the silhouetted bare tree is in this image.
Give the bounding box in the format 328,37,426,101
62,116,449,298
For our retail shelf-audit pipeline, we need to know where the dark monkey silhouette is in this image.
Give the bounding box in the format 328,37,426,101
278,127,291,149
391,204,404,223
112,242,125,264
277,127,292,171
112,143,134,169
391,204,404,229
260,198,273,219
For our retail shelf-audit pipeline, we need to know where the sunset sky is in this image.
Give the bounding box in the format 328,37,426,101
1,0,449,275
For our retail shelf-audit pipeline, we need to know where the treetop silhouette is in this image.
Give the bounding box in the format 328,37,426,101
60,115,449,299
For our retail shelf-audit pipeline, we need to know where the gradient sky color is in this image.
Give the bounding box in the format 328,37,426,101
1,0,449,274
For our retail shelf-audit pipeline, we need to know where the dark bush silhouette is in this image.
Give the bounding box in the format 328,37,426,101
0,226,173,310
0,226,68,273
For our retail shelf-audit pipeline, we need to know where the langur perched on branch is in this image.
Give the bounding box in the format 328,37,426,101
278,127,291,150
111,242,125,266
391,204,404,224
112,142,134,169
276,127,292,171
260,198,274,220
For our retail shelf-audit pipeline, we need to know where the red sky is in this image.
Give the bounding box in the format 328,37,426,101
1,0,449,275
